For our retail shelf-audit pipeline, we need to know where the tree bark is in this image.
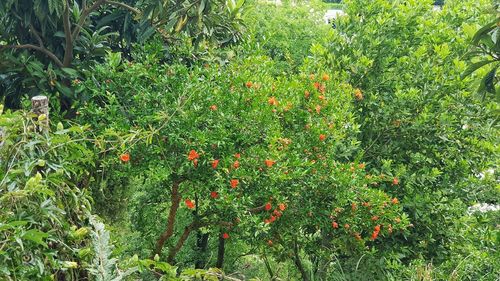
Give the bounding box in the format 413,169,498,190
195,231,209,269
167,221,197,263
153,179,183,257
293,240,310,281
216,230,225,269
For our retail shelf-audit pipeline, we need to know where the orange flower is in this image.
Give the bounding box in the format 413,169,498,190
267,240,273,246
264,218,270,224
374,225,381,232
354,89,363,101
212,159,219,169
371,230,379,240
193,159,198,168
185,199,195,209
234,153,241,159
188,150,199,161
210,105,217,111
210,191,219,199
273,209,282,217
315,105,321,114
268,96,278,106
245,81,253,88
120,153,130,162
319,134,326,141
304,90,310,99
332,221,339,229
222,232,229,239
358,163,366,169
269,215,276,222
322,74,330,81
278,203,286,211
351,202,357,211
318,95,325,101
313,82,320,90
230,179,239,188
264,159,275,167
233,161,240,169
344,223,350,229
391,198,399,204
265,202,272,211
392,177,399,185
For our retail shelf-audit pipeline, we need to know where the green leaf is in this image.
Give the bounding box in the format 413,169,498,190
22,229,49,247
461,60,495,79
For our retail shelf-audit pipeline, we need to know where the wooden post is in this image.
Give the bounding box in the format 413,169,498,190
31,96,49,133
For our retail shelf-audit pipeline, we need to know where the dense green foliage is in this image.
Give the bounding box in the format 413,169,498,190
1,0,499,280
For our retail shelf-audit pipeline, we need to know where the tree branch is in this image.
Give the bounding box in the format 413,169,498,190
72,0,106,40
0,44,63,67
63,0,74,67
29,24,44,47
153,179,184,257
104,0,140,14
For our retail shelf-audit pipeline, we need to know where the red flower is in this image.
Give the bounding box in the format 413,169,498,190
278,203,286,211
322,74,330,81
319,134,326,141
374,225,381,232
268,97,278,106
273,209,282,217
212,159,219,169
188,150,199,161
245,81,253,88
120,153,130,162
318,95,325,101
234,153,241,159
210,191,219,199
313,82,320,89
264,159,275,167
332,221,339,229
391,198,399,204
265,202,272,211
269,215,276,222
185,199,195,209
210,105,217,111
233,161,240,169
193,159,198,168
230,179,239,189
392,177,399,185
222,232,229,239
371,230,379,240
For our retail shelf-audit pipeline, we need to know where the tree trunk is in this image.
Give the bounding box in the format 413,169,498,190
153,179,183,257
216,230,225,269
293,240,309,281
195,232,209,269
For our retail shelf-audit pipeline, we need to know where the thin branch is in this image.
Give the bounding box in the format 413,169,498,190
62,0,73,67
72,0,106,40
0,44,63,67
29,24,44,47
104,0,140,14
